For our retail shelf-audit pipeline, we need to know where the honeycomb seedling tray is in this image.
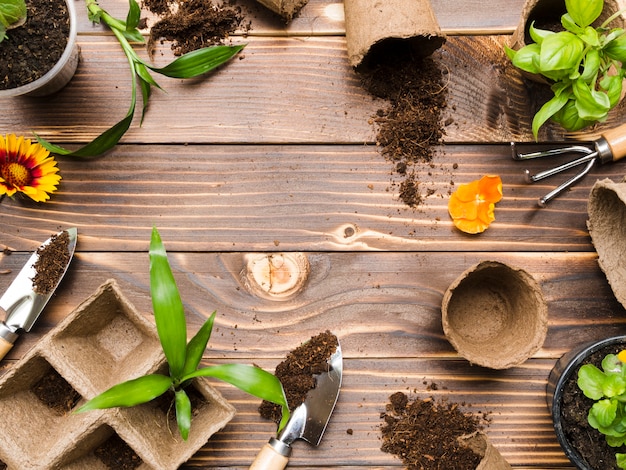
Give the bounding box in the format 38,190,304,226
0,279,236,470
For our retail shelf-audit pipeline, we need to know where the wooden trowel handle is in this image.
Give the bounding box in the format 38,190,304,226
600,122,626,161
249,439,290,470
0,337,14,361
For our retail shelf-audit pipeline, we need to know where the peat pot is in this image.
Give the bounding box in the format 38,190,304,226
0,0,79,97
547,336,626,469
0,279,235,470
441,260,548,369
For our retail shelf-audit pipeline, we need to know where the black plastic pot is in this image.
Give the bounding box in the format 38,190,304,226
546,335,626,470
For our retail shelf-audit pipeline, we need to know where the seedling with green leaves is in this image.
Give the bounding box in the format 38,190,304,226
77,227,290,440
0,0,27,42
505,0,626,139
577,350,626,469
37,0,244,158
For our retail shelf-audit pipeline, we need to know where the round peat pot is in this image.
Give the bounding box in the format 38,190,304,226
441,260,548,369
547,335,626,470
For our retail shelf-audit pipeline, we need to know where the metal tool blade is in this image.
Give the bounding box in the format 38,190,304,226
0,228,77,334
278,343,343,447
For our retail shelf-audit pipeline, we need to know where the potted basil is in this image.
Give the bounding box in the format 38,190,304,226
547,335,626,469
0,0,79,96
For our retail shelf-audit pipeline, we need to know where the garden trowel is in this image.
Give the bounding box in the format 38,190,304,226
0,228,77,360
249,341,343,470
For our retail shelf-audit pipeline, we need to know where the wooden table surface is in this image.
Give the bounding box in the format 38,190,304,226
3,0,626,468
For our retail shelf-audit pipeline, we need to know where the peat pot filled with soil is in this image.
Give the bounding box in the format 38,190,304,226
0,0,79,97
547,335,626,469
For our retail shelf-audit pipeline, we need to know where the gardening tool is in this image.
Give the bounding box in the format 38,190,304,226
0,228,77,360
511,123,626,206
249,341,343,470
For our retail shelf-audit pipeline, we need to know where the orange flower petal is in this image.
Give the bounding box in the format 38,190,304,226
448,175,503,234
477,175,503,203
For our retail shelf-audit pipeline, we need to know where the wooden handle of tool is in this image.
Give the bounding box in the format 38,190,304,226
601,122,626,161
0,337,14,361
249,443,289,470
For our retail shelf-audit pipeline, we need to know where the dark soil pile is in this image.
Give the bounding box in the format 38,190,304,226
31,368,81,415
94,434,142,470
259,330,339,424
142,0,249,56
560,344,626,469
360,50,448,208
381,391,486,470
32,230,71,295
0,0,70,89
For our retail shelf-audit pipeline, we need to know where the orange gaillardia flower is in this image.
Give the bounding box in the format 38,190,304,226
0,134,61,202
448,175,503,234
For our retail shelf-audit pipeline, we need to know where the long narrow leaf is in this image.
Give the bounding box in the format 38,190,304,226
183,311,215,377
175,389,192,440
125,0,141,31
148,44,244,78
149,227,188,379
76,374,173,412
184,363,290,431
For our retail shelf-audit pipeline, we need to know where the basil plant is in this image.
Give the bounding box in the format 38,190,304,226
506,0,626,139
77,227,290,440
37,0,244,158
0,0,27,42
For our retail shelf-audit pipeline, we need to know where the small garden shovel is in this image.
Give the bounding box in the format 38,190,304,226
249,342,343,470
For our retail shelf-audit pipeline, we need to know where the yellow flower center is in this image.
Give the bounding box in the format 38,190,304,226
1,162,31,187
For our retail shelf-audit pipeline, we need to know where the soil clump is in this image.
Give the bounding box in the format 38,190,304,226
0,0,70,90
559,344,626,469
31,368,81,415
94,433,142,470
142,0,249,56
32,230,71,295
359,49,449,208
259,330,338,424
381,391,489,469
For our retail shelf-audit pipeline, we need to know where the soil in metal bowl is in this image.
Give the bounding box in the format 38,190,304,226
0,0,70,90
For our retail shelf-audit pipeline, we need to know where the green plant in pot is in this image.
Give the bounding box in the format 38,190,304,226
77,227,290,439
505,0,626,139
578,349,626,468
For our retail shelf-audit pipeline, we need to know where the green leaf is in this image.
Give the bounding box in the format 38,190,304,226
600,74,624,107
150,227,187,379
590,398,619,428
175,389,192,440
565,0,603,28
573,79,610,120
604,373,626,398
532,91,570,139
540,32,584,72
605,34,626,62
184,364,291,431
509,44,541,74
580,26,601,47
529,22,553,44
561,13,584,35
125,0,141,31
76,374,173,412
579,364,608,400
580,48,601,81
183,312,216,377
148,44,245,78
617,453,626,469
552,99,593,131
603,354,624,374
0,0,26,30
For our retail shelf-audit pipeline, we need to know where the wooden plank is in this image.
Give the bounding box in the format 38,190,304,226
75,0,527,36
0,250,614,468
2,144,624,252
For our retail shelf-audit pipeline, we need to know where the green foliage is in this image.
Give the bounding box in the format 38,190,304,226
0,0,26,42
505,0,626,139
36,0,244,157
577,351,626,469
77,227,290,440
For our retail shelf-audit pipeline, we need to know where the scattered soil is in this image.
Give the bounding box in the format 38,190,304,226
142,0,249,56
0,0,70,90
259,330,339,424
381,391,489,470
359,48,449,208
94,433,142,470
32,230,71,295
559,343,626,469
31,368,81,415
